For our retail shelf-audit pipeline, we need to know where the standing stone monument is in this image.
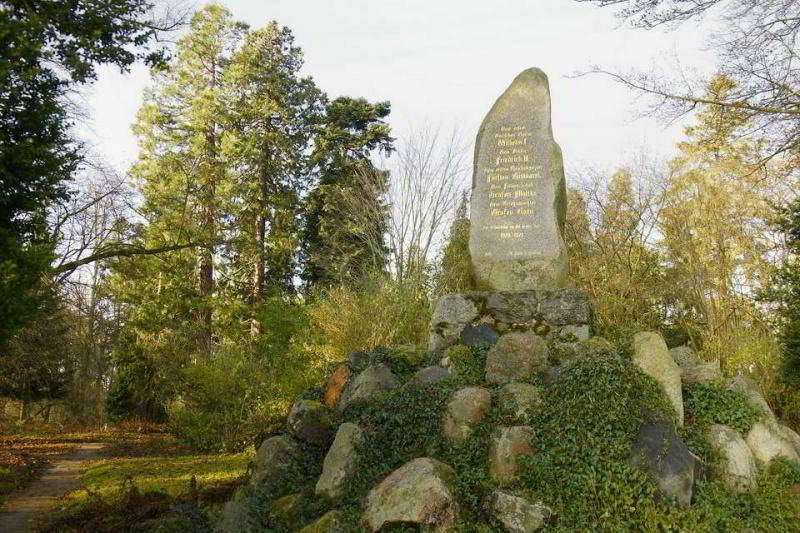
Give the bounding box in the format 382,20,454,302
469,68,568,290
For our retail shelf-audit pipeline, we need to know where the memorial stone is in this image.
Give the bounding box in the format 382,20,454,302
469,68,568,290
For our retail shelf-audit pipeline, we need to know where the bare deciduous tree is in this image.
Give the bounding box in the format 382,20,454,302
576,0,800,163
338,126,468,284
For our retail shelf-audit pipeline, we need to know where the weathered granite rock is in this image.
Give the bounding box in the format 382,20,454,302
216,500,250,533
251,435,300,487
497,382,541,423
633,332,684,426
486,332,549,384
745,419,800,464
444,386,492,442
428,290,591,353
324,364,352,408
338,364,399,412
469,68,568,290
298,511,344,533
669,346,700,369
485,490,552,533
485,291,540,323
316,423,364,501
287,400,334,447
707,424,757,490
682,360,723,385
629,422,698,508
412,365,452,385
728,375,775,419
428,294,479,351
270,493,304,524
781,423,800,454
490,426,535,483
550,336,615,365
364,457,459,532
460,323,500,347
536,289,592,326
558,324,590,342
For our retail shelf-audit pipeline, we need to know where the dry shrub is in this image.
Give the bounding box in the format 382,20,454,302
307,274,431,362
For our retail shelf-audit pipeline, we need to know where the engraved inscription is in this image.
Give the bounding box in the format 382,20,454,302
480,124,541,252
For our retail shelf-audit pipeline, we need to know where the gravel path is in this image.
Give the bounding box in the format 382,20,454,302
0,443,105,533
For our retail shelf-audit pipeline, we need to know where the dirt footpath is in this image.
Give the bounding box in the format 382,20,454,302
0,443,105,533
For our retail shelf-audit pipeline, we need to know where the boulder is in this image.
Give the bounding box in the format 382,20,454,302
316,423,364,501
485,490,552,533
558,324,590,342
443,386,492,442
364,457,459,532
251,435,300,488
216,500,250,533
485,291,540,324
536,288,592,326
629,422,698,508
728,375,774,419
324,364,352,408
669,345,700,370
270,493,304,524
429,294,479,351
338,364,399,412
632,332,684,426
298,511,344,533
287,400,334,447
682,360,723,385
707,424,757,490
496,382,541,423
412,365,452,385
780,423,800,454
489,426,535,483
486,332,549,385
745,419,800,464
460,323,500,347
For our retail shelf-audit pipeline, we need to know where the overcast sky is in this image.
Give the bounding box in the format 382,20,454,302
82,0,718,180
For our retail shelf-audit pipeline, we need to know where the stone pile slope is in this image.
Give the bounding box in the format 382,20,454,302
218,290,800,532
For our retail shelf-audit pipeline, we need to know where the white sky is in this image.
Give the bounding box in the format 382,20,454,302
82,0,718,179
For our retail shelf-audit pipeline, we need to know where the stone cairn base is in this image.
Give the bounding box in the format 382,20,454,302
428,288,592,354
217,288,800,532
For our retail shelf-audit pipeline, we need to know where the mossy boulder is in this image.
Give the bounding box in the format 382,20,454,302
338,363,399,412
496,382,541,424
489,426,535,483
287,400,334,447
633,331,684,425
486,332,549,384
250,435,300,488
485,490,552,533
443,386,492,443
315,423,363,501
364,457,459,532
708,423,757,490
297,511,344,533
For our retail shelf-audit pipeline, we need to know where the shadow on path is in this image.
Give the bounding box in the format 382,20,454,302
0,443,105,533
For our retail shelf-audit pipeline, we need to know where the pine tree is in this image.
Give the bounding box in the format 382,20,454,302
301,97,394,288
222,22,323,314
106,6,245,419
769,198,800,385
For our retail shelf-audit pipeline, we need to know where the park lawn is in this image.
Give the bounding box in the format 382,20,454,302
36,434,252,533
68,447,252,504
